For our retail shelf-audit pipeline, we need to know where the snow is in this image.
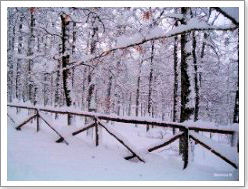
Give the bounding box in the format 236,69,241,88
52,16,237,75
146,132,184,151
36,15,237,76
7,108,238,181
220,7,239,23
163,13,183,20
190,131,238,164
14,52,45,60
97,119,144,160
146,27,166,39
183,120,239,132
116,33,144,48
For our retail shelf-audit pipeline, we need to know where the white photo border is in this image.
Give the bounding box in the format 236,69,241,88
1,1,245,187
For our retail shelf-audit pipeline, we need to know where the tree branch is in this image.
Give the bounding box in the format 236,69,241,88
48,24,237,74
212,7,239,26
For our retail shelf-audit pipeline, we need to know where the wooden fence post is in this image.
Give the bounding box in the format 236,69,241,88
95,118,99,146
36,110,40,132
230,131,239,153
182,128,189,169
230,131,238,148
237,141,239,153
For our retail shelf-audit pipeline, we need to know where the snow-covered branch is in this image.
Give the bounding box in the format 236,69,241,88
212,7,239,26
50,18,237,74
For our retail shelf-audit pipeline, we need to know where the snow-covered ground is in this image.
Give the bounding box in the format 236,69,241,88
7,108,238,181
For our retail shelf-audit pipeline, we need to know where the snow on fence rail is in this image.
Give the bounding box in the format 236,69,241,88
7,103,238,170
7,103,237,134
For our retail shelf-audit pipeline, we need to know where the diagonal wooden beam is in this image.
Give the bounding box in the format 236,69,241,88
15,114,37,130
7,113,16,124
72,122,95,136
39,114,69,145
98,120,145,163
189,134,238,169
124,154,136,160
148,132,184,152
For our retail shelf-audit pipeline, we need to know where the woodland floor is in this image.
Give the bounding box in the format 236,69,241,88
7,108,238,181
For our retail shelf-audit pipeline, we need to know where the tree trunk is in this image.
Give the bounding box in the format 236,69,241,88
86,71,95,136
179,7,193,155
192,31,199,121
147,40,155,132
199,33,208,88
128,93,132,116
180,8,193,123
233,33,239,124
7,11,15,103
86,24,98,130
71,22,76,88
135,61,142,117
106,73,113,114
16,16,24,101
54,60,61,119
172,21,178,134
87,73,95,111
27,10,35,104
61,14,72,125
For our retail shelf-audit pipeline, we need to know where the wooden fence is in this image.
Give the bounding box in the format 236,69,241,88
7,103,238,169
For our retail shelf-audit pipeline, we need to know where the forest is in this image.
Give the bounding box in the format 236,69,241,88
7,7,239,126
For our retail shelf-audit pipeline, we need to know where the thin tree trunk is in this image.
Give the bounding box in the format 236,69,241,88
71,22,76,89
43,73,48,106
86,25,98,131
192,31,199,121
87,73,95,111
199,33,208,88
172,21,178,134
233,32,239,124
147,40,155,132
106,73,113,114
27,9,35,104
128,93,132,116
135,61,142,117
16,16,24,101
54,60,61,119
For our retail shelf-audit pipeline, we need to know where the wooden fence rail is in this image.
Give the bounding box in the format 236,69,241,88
7,103,238,170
